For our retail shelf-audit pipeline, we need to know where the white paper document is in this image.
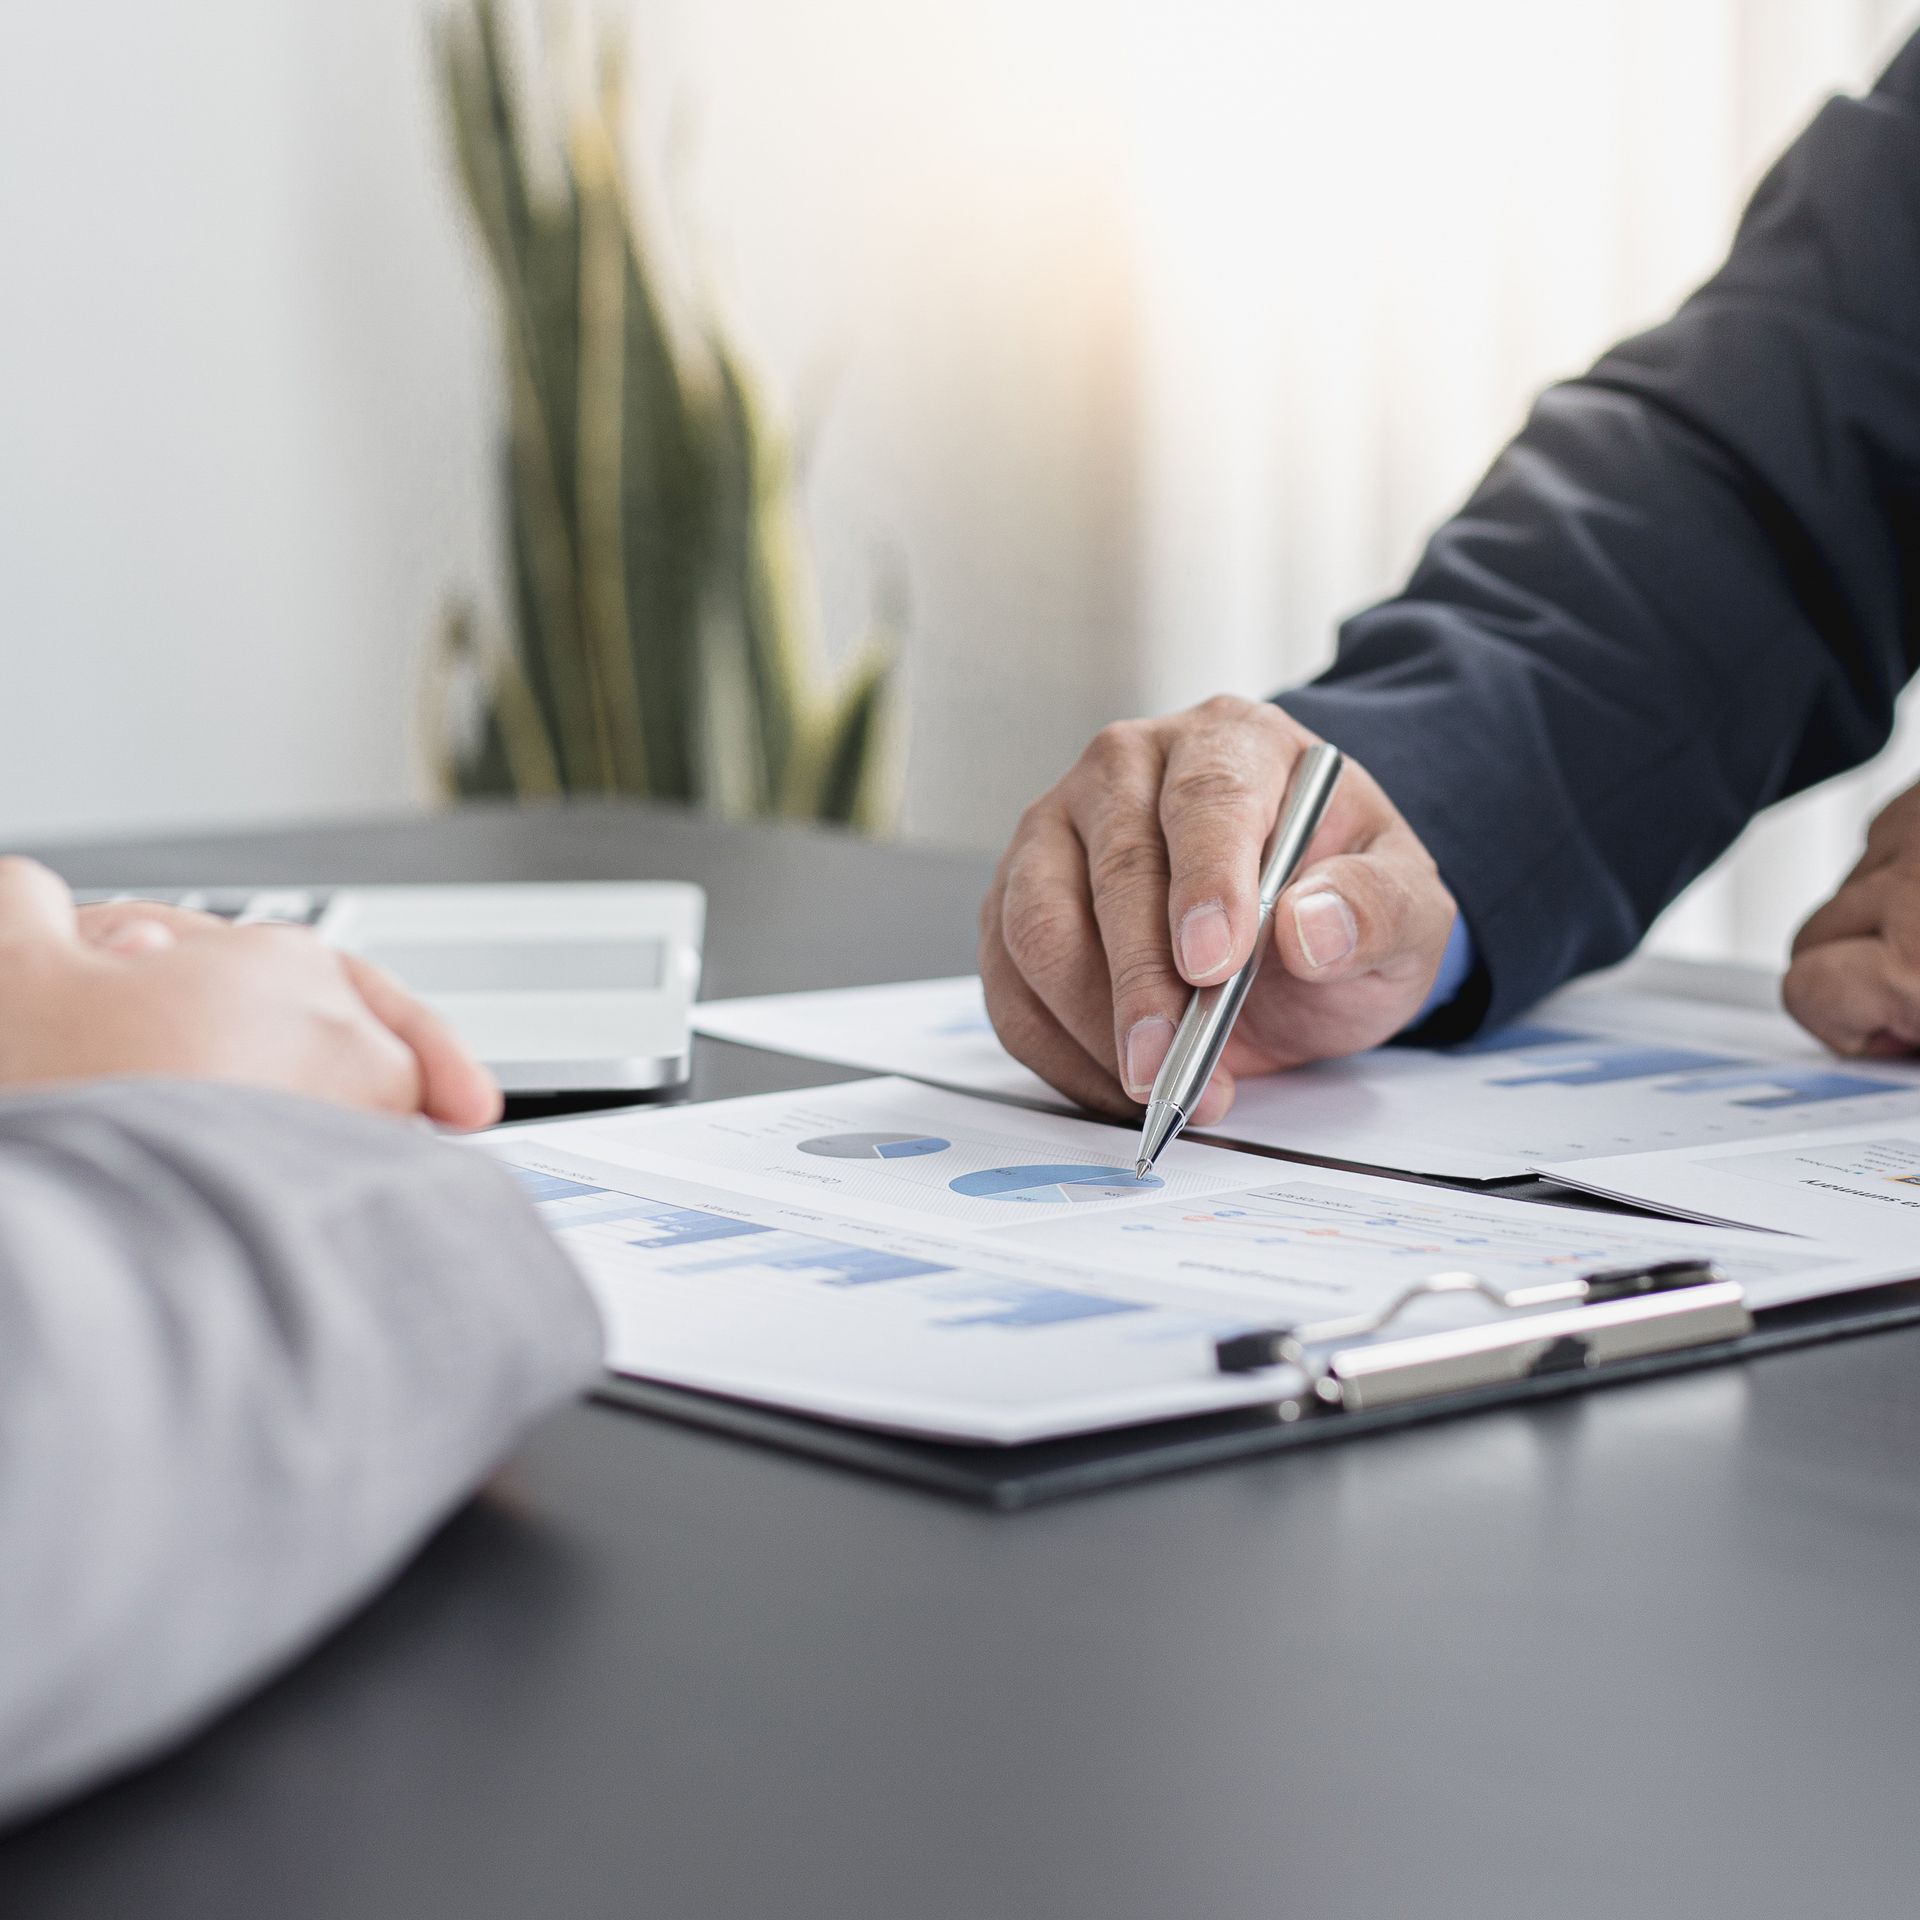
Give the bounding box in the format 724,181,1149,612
692,973,1920,1180
485,1079,1911,1444
692,975,1059,1107
1542,1123,1920,1248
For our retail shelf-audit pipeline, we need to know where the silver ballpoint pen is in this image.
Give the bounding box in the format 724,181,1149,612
1133,742,1345,1179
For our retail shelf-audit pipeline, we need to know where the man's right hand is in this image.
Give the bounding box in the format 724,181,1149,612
979,696,1459,1125
0,859,500,1128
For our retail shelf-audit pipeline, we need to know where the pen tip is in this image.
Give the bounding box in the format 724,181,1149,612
1133,1158,1152,1182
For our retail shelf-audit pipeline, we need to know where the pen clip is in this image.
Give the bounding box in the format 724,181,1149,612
1256,744,1344,912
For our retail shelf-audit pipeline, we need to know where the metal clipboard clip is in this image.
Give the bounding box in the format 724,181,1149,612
1212,1259,1753,1421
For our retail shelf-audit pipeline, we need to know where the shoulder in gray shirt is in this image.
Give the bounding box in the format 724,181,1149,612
0,1079,601,1822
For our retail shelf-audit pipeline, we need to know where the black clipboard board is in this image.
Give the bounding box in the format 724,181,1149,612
592,1277,1920,1510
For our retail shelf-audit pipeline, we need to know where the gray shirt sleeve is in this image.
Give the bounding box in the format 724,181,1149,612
0,1079,603,1822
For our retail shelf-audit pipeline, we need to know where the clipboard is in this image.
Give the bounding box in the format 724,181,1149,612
593,1268,1920,1510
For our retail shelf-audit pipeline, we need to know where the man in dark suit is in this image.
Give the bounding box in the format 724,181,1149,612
982,32,1920,1126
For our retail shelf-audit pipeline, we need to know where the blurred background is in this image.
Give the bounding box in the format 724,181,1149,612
3,0,1918,968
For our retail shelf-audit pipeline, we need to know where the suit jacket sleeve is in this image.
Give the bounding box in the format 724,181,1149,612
1280,35,1920,1034
0,1079,602,1822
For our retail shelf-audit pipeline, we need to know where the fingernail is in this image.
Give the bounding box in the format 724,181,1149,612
1178,902,1233,979
1125,1015,1175,1097
1293,890,1357,969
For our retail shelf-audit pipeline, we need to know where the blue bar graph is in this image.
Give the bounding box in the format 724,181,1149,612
520,1175,773,1248
1490,1045,1742,1087
934,1281,1142,1330
1656,1066,1909,1110
626,1208,771,1251
675,1233,952,1287
772,1247,952,1285
513,1169,607,1204
530,1186,686,1230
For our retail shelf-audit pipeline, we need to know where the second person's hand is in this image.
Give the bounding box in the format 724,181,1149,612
1786,779,1920,1058
0,862,501,1129
979,697,1459,1125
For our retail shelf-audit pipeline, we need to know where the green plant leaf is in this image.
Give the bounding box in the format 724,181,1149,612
430,0,901,830
809,647,895,826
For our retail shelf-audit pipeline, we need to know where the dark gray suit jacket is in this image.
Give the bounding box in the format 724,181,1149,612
0,1080,600,1822
1284,32,1920,1034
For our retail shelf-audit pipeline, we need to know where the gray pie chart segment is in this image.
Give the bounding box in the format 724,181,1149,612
796,1131,952,1161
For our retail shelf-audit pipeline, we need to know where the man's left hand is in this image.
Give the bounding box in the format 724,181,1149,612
1787,782,1920,1056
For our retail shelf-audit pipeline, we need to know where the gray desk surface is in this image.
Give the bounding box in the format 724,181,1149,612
7,801,1920,1919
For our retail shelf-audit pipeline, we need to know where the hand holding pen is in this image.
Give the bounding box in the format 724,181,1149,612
977,697,1462,1129
1136,743,1343,1174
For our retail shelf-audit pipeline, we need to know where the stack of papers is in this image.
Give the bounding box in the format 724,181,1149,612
1543,1126,1920,1248
691,973,1920,1181
487,1078,1917,1446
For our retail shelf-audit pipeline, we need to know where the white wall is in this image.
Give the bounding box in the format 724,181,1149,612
5,0,1920,978
0,0,1147,848
0,1,498,841
633,0,1150,845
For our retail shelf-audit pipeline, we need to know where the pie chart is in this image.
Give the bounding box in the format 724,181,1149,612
948,1164,1165,1204
798,1131,951,1160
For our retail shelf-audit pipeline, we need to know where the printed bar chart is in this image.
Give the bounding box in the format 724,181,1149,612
675,1234,954,1287
1491,1045,1743,1088
1656,1067,1907,1110
934,1283,1144,1330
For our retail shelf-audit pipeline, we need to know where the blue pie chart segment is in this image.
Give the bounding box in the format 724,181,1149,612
798,1131,951,1160
949,1163,1165,1204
